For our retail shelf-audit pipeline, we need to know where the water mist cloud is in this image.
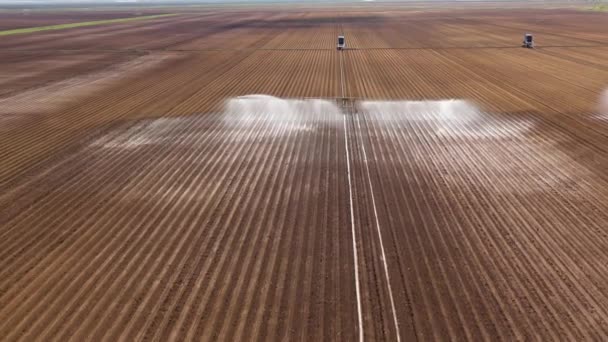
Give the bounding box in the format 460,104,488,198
93,95,536,150
224,95,341,123
359,99,533,140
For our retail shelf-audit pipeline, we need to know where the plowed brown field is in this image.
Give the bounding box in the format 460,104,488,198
1,4,608,341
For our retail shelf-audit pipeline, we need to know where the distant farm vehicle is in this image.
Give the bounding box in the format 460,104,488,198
337,35,345,50
522,33,534,48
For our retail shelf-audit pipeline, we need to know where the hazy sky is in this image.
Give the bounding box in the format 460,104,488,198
0,0,326,3
1,0,570,5
0,0,362,5
0,0,270,4
0,0,407,3
0,0,249,3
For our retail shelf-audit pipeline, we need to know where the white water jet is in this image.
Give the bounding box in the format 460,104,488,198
359,99,532,140
94,96,536,150
222,95,343,140
360,99,481,121
92,95,344,149
223,95,341,123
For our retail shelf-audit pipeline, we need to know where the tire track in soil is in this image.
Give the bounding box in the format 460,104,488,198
358,104,608,340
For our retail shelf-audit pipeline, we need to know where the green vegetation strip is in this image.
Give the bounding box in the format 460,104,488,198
0,14,176,36
589,4,608,11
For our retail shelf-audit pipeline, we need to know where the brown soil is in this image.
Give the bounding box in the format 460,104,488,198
1,5,608,341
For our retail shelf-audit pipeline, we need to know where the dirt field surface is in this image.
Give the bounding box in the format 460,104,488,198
1,4,608,341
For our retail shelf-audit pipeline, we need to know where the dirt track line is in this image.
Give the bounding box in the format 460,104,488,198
355,113,401,342
367,112,502,340
340,52,346,99
376,103,516,336
343,115,364,342
392,116,471,340
378,117,473,340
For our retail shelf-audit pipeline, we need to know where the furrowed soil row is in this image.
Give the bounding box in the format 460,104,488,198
0,114,224,336
88,116,261,340
361,111,543,339
0,120,177,267
129,116,284,340
46,116,241,340
357,100,608,339
0,50,253,190
183,117,303,341
360,112,510,341
228,118,315,342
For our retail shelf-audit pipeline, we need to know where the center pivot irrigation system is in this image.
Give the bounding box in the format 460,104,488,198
337,35,346,50
332,30,536,113
337,32,536,51
332,31,536,109
336,33,353,110
523,33,535,48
